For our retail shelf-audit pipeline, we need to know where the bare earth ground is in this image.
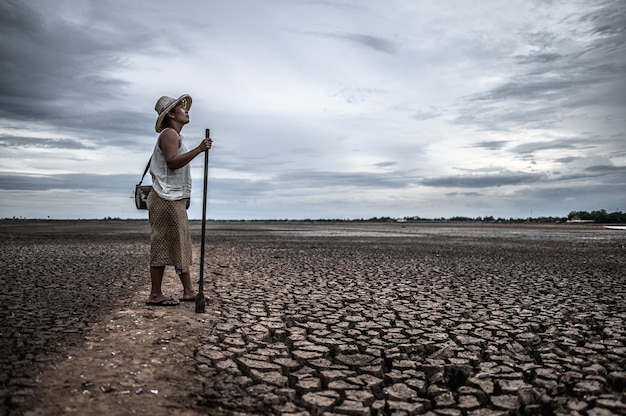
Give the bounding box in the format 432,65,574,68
0,220,625,416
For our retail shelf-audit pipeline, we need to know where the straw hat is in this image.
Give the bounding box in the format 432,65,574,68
154,94,192,132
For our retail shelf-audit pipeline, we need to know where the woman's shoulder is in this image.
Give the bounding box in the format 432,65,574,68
158,128,181,148
159,127,180,137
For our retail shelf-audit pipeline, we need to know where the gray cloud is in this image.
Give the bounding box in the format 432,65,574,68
555,156,578,164
1,4,107,107
338,33,398,54
470,140,509,150
0,135,93,150
456,0,626,130
445,191,482,197
515,52,563,65
510,180,626,212
0,172,133,192
0,1,154,140
373,161,397,168
412,108,441,121
300,31,398,54
272,169,415,190
511,138,595,154
421,171,544,188
584,164,626,174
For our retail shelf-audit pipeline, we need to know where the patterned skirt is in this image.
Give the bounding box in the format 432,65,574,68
147,191,192,274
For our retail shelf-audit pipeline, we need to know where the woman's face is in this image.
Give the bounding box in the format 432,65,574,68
170,102,190,124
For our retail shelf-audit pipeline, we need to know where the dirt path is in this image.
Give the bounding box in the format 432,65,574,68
24,261,215,416
0,221,216,416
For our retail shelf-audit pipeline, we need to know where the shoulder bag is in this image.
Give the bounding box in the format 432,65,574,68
134,160,152,210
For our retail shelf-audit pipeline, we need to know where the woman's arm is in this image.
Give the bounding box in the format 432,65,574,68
159,129,210,170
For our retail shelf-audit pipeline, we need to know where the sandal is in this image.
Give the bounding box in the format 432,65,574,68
146,296,179,307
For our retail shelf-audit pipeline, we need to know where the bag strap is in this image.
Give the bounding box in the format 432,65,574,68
138,159,151,185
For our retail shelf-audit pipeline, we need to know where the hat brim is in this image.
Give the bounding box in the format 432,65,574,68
155,94,192,133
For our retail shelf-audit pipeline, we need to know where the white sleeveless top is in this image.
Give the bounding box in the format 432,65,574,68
149,128,192,200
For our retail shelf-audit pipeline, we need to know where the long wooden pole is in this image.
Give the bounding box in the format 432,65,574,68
195,128,210,313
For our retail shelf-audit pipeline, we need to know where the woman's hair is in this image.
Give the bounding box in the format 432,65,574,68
161,107,177,130
160,102,185,131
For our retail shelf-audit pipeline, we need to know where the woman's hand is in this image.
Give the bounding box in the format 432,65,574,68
198,138,212,152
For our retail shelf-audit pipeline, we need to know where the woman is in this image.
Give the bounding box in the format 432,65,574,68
145,94,212,306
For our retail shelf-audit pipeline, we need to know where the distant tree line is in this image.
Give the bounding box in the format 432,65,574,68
363,210,626,224
566,210,626,223
364,215,571,223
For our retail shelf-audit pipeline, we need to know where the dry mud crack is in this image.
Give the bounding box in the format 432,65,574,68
1,221,625,415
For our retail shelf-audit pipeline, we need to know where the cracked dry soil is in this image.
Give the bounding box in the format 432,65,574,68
1,220,625,416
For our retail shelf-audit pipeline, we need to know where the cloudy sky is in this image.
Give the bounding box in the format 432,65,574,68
0,0,624,220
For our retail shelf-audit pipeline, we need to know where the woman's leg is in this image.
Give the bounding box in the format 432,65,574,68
179,271,197,300
147,266,179,305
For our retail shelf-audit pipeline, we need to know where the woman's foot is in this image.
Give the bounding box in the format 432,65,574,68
146,294,179,306
180,290,197,302
180,293,209,302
